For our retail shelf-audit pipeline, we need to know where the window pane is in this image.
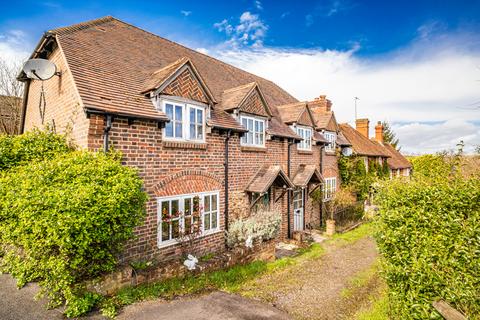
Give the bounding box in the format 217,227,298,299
185,217,192,234
172,219,180,239
255,120,259,133
204,213,211,230
259,133,264,145
259,121,264,132
190,124,196,139
175,123,183,138
255,132,260,145
184,198,191,216
204,195,211,212
212,194,217,210
165,122,173,137
161,201,170,220
247,131,253,144
175,105,183,120
197,125,203,139
197,109,203,123
162,222,170,241
190,108,195,123
172,200,179,218
248,119,253,131
165,104,173,119
242,118,248,127
211,213,217,229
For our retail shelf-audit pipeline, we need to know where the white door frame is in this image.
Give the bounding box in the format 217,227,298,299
293,189,304,231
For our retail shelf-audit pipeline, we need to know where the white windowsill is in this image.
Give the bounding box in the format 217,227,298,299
157,228,222,249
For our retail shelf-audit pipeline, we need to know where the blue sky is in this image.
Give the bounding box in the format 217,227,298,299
1,1,479,153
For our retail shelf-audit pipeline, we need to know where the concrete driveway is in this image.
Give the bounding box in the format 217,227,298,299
0,273,290,320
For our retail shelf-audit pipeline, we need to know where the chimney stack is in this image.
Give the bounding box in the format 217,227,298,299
356,118,369,138
375,121,383,144
310,95,332,112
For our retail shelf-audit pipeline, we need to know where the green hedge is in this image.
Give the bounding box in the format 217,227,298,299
0,150,147,316
0,129,73,170
375,174,480,319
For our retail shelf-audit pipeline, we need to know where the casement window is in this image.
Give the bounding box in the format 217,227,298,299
323,177,337,200
295,126,312,151
163,100,205,142
240,115,265,147
157,191,219,247
324,131,337,152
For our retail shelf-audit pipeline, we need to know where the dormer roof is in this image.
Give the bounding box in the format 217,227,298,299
141,57,216,104
220,82,272,117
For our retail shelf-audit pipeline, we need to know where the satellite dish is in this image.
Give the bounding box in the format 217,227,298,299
22,58,57,81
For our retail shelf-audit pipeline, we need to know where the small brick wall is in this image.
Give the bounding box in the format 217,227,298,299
86,240,276,296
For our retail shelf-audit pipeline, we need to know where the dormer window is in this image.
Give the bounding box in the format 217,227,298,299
240,114,265,147
295,126,312,151
163,99,205,142
324,131,336,152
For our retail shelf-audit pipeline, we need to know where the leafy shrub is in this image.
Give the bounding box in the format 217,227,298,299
0,128,73,170
226,209,282,248
409,153,455,179
375,173,480,319
338,155,383,200
0,151,147,315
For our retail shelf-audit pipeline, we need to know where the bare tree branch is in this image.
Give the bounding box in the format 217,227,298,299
0,58,24,134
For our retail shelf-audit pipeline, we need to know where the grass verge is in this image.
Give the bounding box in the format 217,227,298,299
341,260,379,299
332,222,375,246
354,287,390,320
99,243,325,318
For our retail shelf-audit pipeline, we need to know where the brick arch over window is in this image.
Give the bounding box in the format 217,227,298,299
153,170,223,197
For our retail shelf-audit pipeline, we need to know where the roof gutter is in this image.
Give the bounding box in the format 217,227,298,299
84,107,169,125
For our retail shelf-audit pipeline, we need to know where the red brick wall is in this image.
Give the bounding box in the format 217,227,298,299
23,45,89,147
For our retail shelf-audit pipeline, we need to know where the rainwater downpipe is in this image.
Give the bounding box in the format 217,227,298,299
103,114,113,152
287,139,295,239
224,130,231,231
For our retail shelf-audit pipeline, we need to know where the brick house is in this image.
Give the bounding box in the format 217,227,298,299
18,16,347,263
339,119,411,177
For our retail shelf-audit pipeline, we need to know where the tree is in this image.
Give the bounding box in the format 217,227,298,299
382,121,399,149
0,58,24,134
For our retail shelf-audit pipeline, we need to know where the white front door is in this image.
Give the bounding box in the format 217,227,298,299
293,189,304,231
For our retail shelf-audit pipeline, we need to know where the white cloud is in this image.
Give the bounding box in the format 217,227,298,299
393,120,480,154
214,11,268,48
180,10,192,17
0,29,31,66
207,30,480,154
254,0,263,11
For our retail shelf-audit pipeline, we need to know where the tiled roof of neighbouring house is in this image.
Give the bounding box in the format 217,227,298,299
43,16,300,137
276,101,328,141
245,165,293,193
336,131,351,146
339,123,390,157
381,143,412,169
292,164,324,187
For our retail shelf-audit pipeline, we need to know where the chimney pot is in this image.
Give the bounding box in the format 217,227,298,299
356,118,370,138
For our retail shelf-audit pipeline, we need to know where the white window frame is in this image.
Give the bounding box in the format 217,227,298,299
295,126,312,151
162,100,206,143
240,114,265,147
157,191,220,248
324,131,337,152
323,177,337,201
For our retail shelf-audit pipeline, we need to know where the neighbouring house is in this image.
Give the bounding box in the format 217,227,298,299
371,121,412,177
0,95,22,134
19,16,338,263
339,119,411,177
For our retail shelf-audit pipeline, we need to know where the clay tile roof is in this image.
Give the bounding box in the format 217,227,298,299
292,165,324,187
46,16,299,132
336,131,351,146
382,143,412,169
313,131,328,144
267,118,301,140
141,57,188,93
207,110,247,132
246,165,294,193
313,111,338,131
276,102,307,124
339,123,390,157
221,82,256,110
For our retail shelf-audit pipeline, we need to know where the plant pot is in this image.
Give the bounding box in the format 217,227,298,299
326,219,336,236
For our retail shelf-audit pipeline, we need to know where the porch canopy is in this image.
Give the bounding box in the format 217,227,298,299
292,164,324,188
245,165,294,194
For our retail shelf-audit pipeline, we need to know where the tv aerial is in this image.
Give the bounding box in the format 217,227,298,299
22,58,60,124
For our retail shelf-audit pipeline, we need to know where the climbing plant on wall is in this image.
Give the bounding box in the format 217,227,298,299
338,154,389,200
